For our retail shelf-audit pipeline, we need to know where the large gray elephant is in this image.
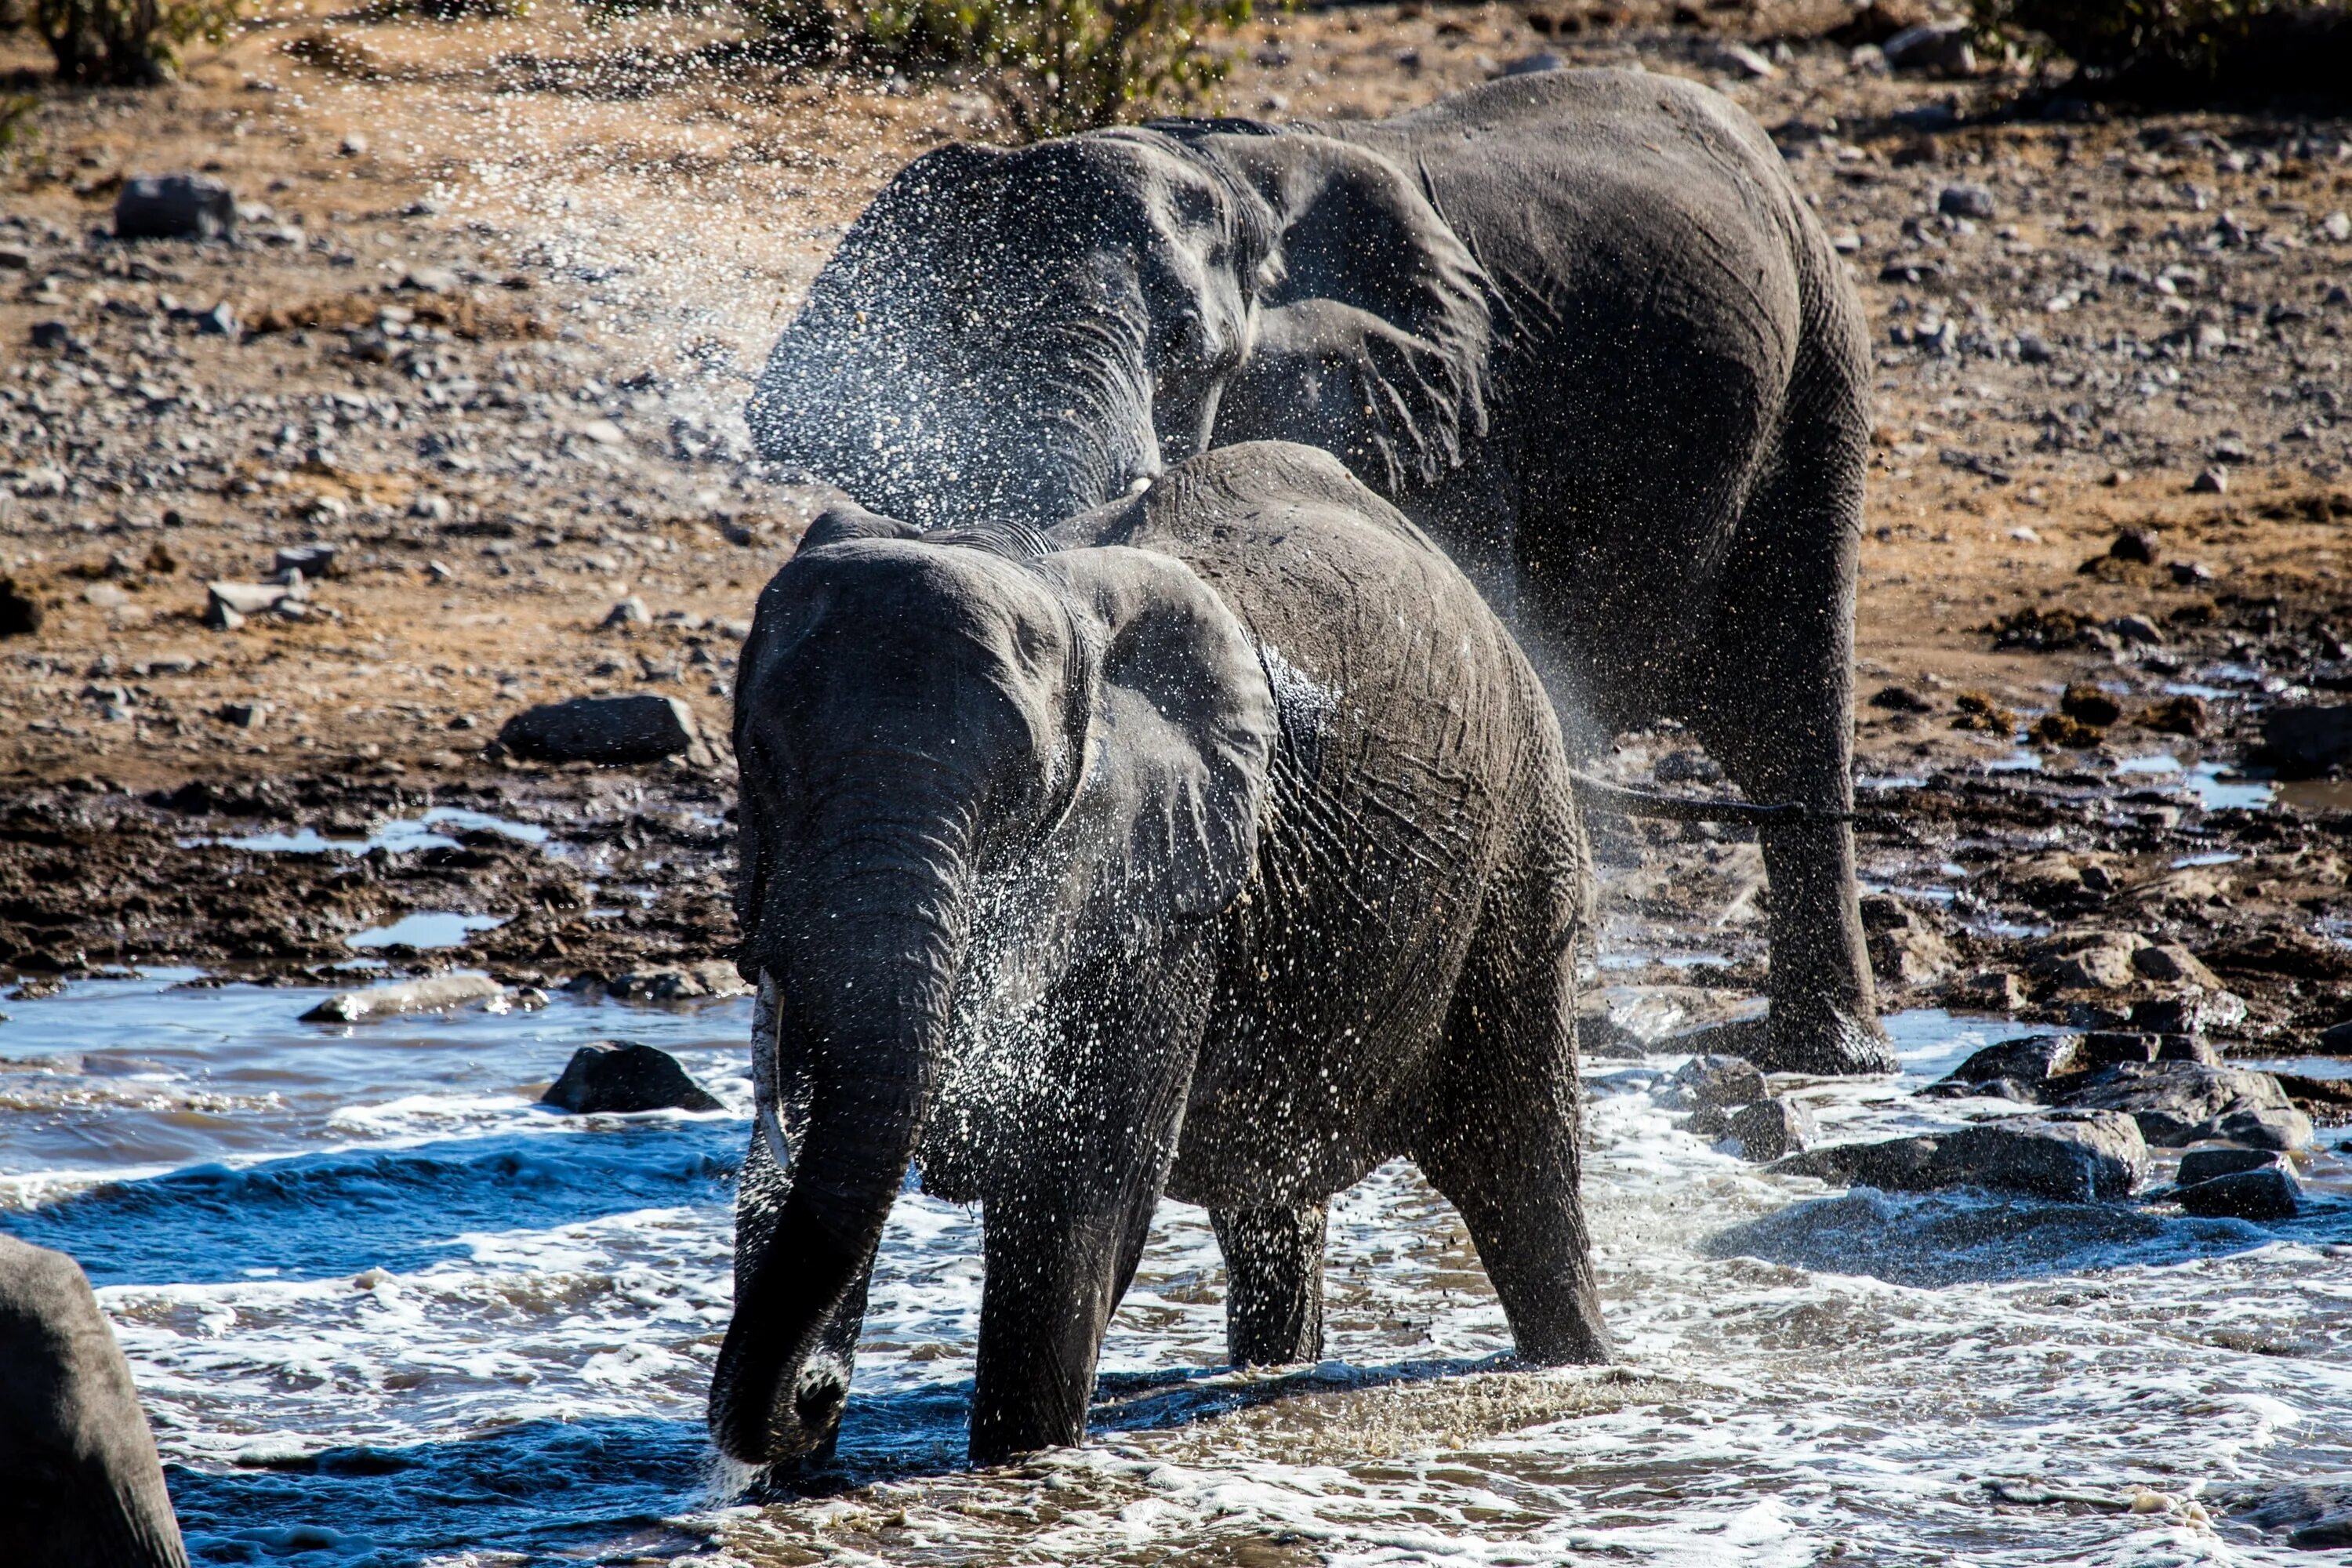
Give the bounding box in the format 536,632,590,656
746,67,1889,1076
0,1237,189,1568
711,441,1609,1467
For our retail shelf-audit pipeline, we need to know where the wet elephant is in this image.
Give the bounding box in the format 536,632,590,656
710,442,1609,1467
0,1236,188,1568
745,67,1889,1075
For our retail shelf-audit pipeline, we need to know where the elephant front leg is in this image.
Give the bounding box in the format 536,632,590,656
1211,1203,1327,1366
972,1186,1163,1462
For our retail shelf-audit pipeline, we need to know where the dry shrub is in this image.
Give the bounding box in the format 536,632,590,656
35,0,239,83
741,0,1261,136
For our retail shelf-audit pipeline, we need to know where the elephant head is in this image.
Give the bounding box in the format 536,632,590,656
745,125,1490,528
708,507,1277,1467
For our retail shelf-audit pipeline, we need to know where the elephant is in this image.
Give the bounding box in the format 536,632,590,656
744,67,1891,1076
0,1236,189,1568
710,441,1610,1468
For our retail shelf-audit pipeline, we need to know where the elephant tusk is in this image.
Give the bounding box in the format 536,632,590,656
1567,770,1857,826
752,973,794,1175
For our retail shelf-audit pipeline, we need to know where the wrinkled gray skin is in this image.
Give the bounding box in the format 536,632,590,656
747,68,1889,1076
0,1237,189,1568
712,442,1609,1468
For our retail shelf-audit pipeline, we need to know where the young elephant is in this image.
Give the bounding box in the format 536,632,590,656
712,441,1609,1468
0,1237,189,1568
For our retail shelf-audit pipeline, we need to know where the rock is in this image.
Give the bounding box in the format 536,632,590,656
2049,1061,2310,1149
2261,703,2352,778
498,694,710,766
1927,1033,2082,1100
2111,614,2163,647
2325,211,2352,242
274,544,339,579
1732,1096,1813,1160
2176,1145,2281,1186
2029,712,2103,749
1501,49,1566,74
605,961,751,1003
2190,466,2229,494
1944,968,2030,1014
216,701,267,730
2214,1477,2352,1548
1578,1014,1652,1058
301,973,505,1022
576,417,627,448
1939,183,1997,220
2321,1018,2352,1054
2060,684,2122,727
114,173,236,241
2139,693,2208,736
1951,691,2016,732
2078,1030,2221,1069
2175,1164,2299,1219
601,595,651,629
1882,20,1975,73
2108,527,2159,564
206,580,302,626
2130,941,2219,987
1707,40,1779,78
1867,684,1934,713
1780,1109,2147,1201
2034,933,2145,992
1668,1053,1769,1112
541,1041,722,1113
399,265,462,294
0,577,45,637
1867,902,1954,986
29,321,74,351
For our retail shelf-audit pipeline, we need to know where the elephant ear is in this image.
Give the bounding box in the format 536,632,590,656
1042,545,1277,934
1203,132,1493,494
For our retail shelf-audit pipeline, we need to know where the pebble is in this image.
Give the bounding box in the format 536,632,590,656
601,595,650,628
2190,467,2229,494
1939,183,1997,221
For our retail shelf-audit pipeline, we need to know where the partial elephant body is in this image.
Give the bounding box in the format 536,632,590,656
0,1237,190,1568
715,442,1606,1468
746,68,1890,1076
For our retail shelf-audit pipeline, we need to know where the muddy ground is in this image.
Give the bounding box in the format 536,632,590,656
0,0,2348,1062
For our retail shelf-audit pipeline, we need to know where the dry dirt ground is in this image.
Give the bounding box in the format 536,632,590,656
0,1,2349,1063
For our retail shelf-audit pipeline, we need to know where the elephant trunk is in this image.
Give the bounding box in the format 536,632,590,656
710,790,978,1468
746,291,1160,530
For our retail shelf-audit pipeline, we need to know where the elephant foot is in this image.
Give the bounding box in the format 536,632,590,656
1750,1003,1896,1076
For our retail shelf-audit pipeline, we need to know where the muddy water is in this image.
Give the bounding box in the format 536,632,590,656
1,983,2347,1565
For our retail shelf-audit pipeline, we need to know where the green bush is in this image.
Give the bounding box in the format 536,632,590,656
35,0,240,83
745,0,1258,137
1970,0,2340,85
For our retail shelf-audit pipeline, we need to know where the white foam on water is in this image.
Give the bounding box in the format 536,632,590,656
5,982,2349,1563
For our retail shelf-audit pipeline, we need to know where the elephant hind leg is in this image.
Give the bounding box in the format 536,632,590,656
1414,795,1611,1367
1211,1203,1328,1367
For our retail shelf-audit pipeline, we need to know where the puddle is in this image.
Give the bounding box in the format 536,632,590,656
344,912,508,950
199,808,553,856
2172,850,2248,869
2115,752,2184,775
2187,760,2275,811
2,982,2347,1565
2279,778,2352,815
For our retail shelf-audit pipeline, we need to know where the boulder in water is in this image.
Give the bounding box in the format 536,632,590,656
1664,1054,1768,1112
541,1041,722,1113
2176,1145,2283,1186
1924,1033,2081,1100
301,973,503,1022
2175,1163,2300,1220
2049,1061,2312,1150
1730,1096,1814,1160
1777,1109,2147,1202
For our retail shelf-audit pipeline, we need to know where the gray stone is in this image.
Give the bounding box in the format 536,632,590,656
601,595,651,629
2176,1145,2281,1186
1707,40,1778,78
274,544,339,579
1668,1054,1769,1112
2111,614,2164,646
1944,969,2030,1014
1732,1096,1814,1160
2175,1164,2299,1219
2035,934,2145,992
2050,1061,2309,1149
1501,50,1566,75
2216,1476,2352,1548
1882,21,1975,73
301,973,504,1022
1940,183,1998,221
114,173,236,241
1926,1033,2082,1100
499,694,708,766
1778,1109,2148,1201
541,1041,722,1113
605,961,751,1003
2132,942,2221,987
2212,1105,2314,1152
2191,466,2230,494
2129,989,2245,1036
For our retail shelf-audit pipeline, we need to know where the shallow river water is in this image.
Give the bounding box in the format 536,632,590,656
2,978,2349,1566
